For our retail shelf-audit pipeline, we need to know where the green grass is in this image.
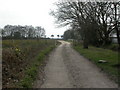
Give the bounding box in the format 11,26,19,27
18,46,55,88
101,44,119,51
73,44,119,83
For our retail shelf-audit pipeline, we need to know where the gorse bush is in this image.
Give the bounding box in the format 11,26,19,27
2,39,55,88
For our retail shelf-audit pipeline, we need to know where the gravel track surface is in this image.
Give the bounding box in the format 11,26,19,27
36,41,118,88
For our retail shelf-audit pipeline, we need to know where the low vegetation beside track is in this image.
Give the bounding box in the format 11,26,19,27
2,39,57,88
73,43,119,84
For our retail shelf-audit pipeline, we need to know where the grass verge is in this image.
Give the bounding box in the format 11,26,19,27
73,44,119,83
18,46,55,88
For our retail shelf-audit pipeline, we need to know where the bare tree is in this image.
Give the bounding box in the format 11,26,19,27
51,0,120,48
2,25,46,39
113,2,120,49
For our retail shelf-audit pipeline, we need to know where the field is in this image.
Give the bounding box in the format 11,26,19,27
2,39,57,88
73,43,119,83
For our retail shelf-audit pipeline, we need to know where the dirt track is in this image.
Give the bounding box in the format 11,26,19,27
35,41,118,88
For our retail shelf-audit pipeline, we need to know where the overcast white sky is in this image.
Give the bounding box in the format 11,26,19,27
0,0,67,38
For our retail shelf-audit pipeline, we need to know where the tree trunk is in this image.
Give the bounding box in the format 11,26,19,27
83,27,89,49
83,36,88,49
114,3,120,51
83,42,88,49
103,34,110,45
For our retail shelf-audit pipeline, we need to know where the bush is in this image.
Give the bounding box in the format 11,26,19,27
2,39,55,88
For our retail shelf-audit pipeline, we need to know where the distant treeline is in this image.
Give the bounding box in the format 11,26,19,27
1,25,46,39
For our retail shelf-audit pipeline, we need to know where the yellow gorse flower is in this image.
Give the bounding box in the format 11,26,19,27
15,48,20,52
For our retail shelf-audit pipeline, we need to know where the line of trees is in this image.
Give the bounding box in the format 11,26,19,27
1,25,46,39
51,0,120,49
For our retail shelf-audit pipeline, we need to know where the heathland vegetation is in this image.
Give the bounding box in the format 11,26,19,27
2,39,56,88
